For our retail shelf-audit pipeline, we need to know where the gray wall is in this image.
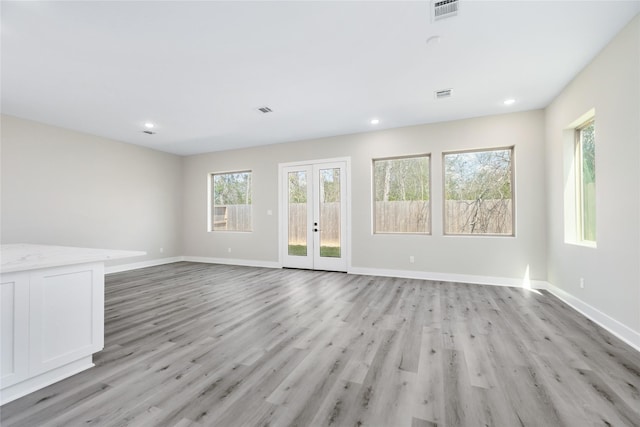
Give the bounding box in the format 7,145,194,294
1,115,183,266
182,110,547,281
545,15,640,333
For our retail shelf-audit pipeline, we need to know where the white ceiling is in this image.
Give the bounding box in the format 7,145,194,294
2,1,639,156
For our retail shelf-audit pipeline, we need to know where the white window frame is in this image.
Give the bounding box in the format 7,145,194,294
372,154,432,235
208,170,253,233
442,146,516,237
563,109,596,248
575,118,596,245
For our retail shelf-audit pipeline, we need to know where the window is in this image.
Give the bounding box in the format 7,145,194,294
443,147,514,235
373,155,430,234
576,119,596,242
209,171,252,232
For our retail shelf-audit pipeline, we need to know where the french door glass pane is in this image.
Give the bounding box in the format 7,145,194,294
319,168,341,258
288,171,307,256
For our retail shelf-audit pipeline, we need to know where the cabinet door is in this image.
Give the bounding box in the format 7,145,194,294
0,272,30,387
29,263,104,375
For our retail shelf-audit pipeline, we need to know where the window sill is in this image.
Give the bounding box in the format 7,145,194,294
564,240,597,249
373,232,431,236
443,233,515,238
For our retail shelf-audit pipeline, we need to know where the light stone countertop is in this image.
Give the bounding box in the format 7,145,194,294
1,244,146,273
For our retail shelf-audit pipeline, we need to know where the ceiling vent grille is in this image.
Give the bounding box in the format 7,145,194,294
142,130,155,135
257,106,273,114
432,0,459,21
435,89,452,99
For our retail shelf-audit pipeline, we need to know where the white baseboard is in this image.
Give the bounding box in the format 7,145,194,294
348,266,548,290
545,282,640,353
105,256,184,274
182,256,281,269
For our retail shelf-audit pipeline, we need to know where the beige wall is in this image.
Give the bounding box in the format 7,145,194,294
545,15,640,333
0,115,183,266
182,110,547,281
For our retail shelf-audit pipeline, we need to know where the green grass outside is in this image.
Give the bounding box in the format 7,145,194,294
288,245,307,256
288,245,341,258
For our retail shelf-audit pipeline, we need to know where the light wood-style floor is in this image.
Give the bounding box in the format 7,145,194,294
2,262,640,426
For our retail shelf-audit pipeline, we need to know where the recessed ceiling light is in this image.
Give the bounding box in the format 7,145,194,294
370,118,380,125
144,122,155,129
504,99,516,106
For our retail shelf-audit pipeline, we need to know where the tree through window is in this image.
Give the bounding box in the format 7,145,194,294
443,147,514,235
576,120,596,242
373,155,430,234
210,171,252,232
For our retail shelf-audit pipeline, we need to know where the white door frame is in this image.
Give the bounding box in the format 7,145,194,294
278,157,351,272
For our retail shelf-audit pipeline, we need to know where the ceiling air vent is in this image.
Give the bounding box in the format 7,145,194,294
435,88,452,99
142,130,155,135
432,0,459,21
257,106,273,114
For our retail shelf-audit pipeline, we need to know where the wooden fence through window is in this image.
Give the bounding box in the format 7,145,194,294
217,199,513,238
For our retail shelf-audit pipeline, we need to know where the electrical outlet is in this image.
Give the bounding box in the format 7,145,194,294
409,255,415,264
579,278,584,289
228,248,232,253
159,247,164,254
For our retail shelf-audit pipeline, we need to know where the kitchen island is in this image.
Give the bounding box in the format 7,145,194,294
0,244,145,405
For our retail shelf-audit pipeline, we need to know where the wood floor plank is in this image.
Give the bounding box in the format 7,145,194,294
307,379,362,426
413,326,445,425
2,262,640,426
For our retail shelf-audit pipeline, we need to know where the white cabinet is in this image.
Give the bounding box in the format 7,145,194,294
29,263,105,376
0,263,104,405
1,272,30,388
0,244,144,405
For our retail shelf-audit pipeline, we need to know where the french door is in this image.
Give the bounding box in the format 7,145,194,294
281,160,347,271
